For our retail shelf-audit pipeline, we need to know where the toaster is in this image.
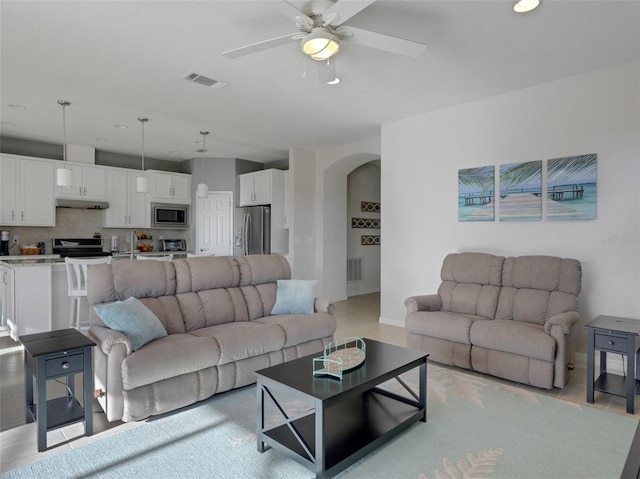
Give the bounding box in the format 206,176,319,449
160,239,186,251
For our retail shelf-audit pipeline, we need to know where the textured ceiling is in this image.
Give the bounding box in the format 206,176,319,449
1,0,638,164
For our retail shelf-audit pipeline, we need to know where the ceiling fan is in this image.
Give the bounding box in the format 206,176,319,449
222,0,427,80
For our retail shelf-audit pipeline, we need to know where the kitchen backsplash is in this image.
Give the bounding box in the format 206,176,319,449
1,208,190,254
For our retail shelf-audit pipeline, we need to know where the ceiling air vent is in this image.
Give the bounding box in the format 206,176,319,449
182,72,229,89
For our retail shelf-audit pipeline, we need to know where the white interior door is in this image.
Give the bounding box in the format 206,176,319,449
195,191,233,256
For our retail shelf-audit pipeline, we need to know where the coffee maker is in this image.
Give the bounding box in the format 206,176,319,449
0,231,9,256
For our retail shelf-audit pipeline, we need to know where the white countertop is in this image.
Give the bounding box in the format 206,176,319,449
0,254,60,260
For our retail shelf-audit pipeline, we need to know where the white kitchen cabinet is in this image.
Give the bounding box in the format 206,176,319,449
55,163,107,201
2,262,52,341
148,170,191,203
239,169,284,206
104,168,149,228
0,154,56,226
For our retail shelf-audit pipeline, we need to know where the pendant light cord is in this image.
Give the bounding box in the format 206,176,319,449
138,117,148,172
58,100,70,167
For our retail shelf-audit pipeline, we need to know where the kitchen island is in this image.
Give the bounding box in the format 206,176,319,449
1,253,190,340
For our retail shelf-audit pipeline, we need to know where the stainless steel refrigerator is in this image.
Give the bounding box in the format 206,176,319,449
237,206,271,255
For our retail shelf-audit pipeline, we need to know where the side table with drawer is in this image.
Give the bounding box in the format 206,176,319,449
585,315,640,414
19,328,96,451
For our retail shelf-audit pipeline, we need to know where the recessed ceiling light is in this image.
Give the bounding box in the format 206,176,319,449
327,77,341,85
8,104,26,110
514,0,540,13
114,124,128,129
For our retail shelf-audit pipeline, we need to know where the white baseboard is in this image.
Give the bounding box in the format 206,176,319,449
379,316,404,328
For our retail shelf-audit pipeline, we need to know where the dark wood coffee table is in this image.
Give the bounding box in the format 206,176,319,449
255,338,428,479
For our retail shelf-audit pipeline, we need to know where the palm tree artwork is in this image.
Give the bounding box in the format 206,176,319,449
458,166,495,222
547,154,597,220
499,161,542,221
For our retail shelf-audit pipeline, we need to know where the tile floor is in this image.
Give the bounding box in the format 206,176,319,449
1,292,638,474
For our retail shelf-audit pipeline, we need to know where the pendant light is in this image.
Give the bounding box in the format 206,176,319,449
56,100,73,188
196,130,209,198
136,117,149,193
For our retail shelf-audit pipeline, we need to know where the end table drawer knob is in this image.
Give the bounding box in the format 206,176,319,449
45,353,83,376
607,341,614,346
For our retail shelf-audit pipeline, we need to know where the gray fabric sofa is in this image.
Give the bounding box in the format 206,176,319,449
87,254,336,422
405,252,582,389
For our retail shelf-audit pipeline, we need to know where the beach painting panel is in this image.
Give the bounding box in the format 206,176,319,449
547,154,597,220
499,160,542,221
458,166,495,222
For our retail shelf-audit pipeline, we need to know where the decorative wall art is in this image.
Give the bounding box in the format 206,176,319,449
499,161,542,221
458,166,495,222
351,218,380,229
547,154,597,220
361,201,381,213
361,235,380,246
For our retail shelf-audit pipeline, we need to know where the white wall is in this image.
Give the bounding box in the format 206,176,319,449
347,162,381,296
380,62,640,350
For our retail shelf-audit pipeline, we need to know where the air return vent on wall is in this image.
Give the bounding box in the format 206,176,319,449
182,72,229,89
347,257,363,282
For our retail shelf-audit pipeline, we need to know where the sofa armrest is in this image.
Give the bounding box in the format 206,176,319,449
405,294,442,314
88,325,133,356
544,311,579,335
315,298,335,315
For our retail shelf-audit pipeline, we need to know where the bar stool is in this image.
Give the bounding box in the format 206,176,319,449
65,256,113,329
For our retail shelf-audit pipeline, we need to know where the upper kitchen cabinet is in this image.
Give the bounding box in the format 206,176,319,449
55,163,107,201
0,154,56,226
104,168,149,228
239,169,284,206
147,170,191,204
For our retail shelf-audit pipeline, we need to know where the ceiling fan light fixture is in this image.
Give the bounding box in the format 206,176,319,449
514,0,540,13
302,28,340,61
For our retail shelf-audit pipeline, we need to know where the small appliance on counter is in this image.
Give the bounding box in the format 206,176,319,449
160,239,187,252
0,231,9,256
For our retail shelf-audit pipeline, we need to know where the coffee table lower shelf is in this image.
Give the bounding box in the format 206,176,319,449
260,387,425,478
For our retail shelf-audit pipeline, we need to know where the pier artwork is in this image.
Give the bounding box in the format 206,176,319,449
548,184,585,201
464,192,494,206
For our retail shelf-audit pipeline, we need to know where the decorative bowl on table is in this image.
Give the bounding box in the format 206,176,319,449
313,337,366,380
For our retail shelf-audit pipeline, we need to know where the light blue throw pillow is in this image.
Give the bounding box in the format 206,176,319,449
271,279,317,315
94,297,167,351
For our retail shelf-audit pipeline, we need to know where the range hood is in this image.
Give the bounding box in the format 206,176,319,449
55,198,109,209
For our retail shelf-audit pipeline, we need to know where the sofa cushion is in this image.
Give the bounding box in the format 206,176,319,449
178,288,249,332
441,252,505,286
405,311,486,344
189,322,286,365
173,256,239,294
94,297,167,351
257,313,337,347
470,320,556,362
121,334,220,390
271,279,317,315
439,282,501,318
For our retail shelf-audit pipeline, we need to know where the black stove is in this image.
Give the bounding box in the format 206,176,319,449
52,238,112,258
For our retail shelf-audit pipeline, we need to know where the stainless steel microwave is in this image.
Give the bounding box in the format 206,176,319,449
150,203,190,229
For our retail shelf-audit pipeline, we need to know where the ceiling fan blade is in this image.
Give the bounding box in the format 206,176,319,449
278,1,313,24
323,0,376,26
222,33,298,59
317,59,338,84
342,26,427,58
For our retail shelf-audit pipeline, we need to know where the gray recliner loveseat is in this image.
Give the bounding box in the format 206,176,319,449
405,252,582,389
87,254,336,422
